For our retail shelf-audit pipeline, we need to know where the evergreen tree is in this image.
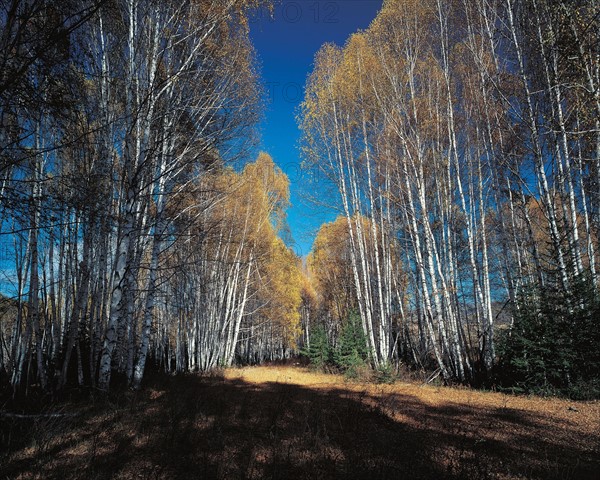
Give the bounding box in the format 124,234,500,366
303,325,331,370
498,272,600,399
333,311,369,377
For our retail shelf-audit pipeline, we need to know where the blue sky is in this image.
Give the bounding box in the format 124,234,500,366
249,0,383,257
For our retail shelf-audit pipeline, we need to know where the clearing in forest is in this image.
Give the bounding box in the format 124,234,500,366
2,366,599,479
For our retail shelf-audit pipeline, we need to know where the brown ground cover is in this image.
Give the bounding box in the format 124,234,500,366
1,366,598,479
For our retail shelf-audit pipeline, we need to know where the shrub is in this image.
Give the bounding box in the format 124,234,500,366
374,362,396,384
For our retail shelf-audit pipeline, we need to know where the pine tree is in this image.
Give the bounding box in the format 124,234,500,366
333,311,369,378
498,271,600,399
303,325,331,370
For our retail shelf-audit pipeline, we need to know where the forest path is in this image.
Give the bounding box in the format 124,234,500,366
2,366,599,479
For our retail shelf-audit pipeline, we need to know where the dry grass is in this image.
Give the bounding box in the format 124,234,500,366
1,366,598,479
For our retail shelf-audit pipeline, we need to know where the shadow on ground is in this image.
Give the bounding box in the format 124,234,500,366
1,373,598,479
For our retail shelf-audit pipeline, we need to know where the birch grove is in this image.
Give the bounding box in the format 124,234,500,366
0,0,305,392
0,0,598,392
300,0,599,381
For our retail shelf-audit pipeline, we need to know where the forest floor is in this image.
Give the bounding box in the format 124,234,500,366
1,365,599,480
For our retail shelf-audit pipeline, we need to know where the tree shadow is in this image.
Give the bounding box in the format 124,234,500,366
1,373,598,479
